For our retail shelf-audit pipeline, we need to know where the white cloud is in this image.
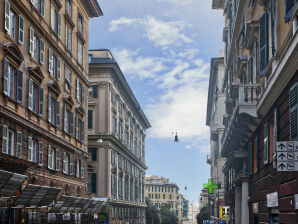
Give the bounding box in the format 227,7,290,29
109,17,137,32
157,0,193,5
109,16,192,49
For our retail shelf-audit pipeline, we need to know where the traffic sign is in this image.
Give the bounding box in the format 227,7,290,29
276,142,298,171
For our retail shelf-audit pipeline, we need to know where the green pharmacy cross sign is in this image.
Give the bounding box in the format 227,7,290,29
203,179,218,194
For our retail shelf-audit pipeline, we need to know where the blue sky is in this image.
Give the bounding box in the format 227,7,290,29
89,0,224,203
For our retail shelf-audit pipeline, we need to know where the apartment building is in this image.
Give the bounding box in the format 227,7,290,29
87,49,151,224
145,175,185,222
206,55,226,221
211,0,298,223
0,0,102,222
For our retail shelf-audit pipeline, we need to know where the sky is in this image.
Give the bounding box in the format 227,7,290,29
89,0,224,203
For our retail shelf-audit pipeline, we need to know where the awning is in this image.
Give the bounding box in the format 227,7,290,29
51,195,104,213
0,170,26,197
14,184,61,207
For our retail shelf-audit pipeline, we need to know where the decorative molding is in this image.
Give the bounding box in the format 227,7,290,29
3,42,24,66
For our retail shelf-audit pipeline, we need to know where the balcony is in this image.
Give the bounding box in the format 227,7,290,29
221,83,263,157
207,155,212,165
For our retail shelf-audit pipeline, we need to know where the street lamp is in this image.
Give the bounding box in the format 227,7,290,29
97,137,103,143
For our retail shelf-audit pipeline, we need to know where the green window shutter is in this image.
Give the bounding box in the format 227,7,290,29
289,82,298,141
259,11,268,76
57,13,61,38
18,15,24,45
16,70,23,104
2,125,8,154
16,131,22,158
284,0,297,22
41,0,45,17
3,58,9,96
4,0,10,32
92,173,96,193
57,57,61,80
264,121,269,164
29,27,34,55
40,39,44,65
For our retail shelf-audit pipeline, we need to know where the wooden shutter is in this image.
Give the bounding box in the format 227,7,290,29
48,48,53,74
81,85,85,104
16,131,22,158
56,149,60,171
17,70,23,103
28,136,33,162
64,106,67,132
81,120,85,142
48,95,52,123
57,57,61,80
40,39,44,65
289,83,298,141
70,112,74,136
76,116,79,139
38,88,43,116
29,27,34,55
3,58,9,95
2,125,8,154
48,145,52,169
56,101,60,127
28,78,33,110
259,11,268,76
38,141,43,166
51,6,55,29
4,0,10,32
264,122,269,164
41,0,45,17
63,152,66,173
69,155,73,175
285,0,297,22
57,13,61,38
18,15,24,44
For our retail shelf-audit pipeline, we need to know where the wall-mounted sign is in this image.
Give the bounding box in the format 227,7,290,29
267,192,278,207
252,203,258,214
219,206,230,221
276,141,298,171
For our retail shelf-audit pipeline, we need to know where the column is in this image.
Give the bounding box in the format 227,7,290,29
235,185,241,224
241,179,249,224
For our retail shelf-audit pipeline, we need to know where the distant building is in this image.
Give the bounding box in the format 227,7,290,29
187,203,198,224
206,55,226,221
87,49,151,224
145,175,185,222
198,189,208,210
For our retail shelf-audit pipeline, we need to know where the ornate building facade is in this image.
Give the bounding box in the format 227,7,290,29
87,49,151,224
211,0,298,223
0,0,102,222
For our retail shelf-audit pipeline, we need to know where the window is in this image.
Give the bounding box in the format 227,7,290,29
285,0,297,22
75,116,84,142
38,141,43,166
31,0,45,17
88,85,98,98
289,82,298,141
125,128,129,146
51,5,61,38
48,145,55,170
87,173,96,194
63,106,74,135
118,121,123,140
47,94,60,126
7,129,14,156
111,150,116,166
9,8,16,39
66,0,72,16
66,26,71,51
48,48,61,80
65,68,71,92
259,11,268,76
76,79,85,104
63,152,69,174
77,42,83,65
112,116,117,134
32,140,37,163
88,110,93,129
88,148,97,161
78,13,83,33
28,78,44,116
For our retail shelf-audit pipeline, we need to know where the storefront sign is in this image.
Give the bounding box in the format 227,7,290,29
219,206,230,221
267,192,278,207
252,203,258,214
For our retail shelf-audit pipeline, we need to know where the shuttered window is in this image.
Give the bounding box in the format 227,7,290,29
38,141,43,166
17,70,23,103
69,155,73,175
57,57,61,80
55,149,60,171
18,15,24,44
289,83,298,141
259,12,268,76
38,88,43,116
27,136,33,162
16,131,22,158
285,0,297,22
2,125,8,154
28,78,33,110
264,122,269,164
40,39,44,65
4,0,10,32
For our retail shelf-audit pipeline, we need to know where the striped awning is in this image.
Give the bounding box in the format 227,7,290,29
14,184,61,207
0,170,26,197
